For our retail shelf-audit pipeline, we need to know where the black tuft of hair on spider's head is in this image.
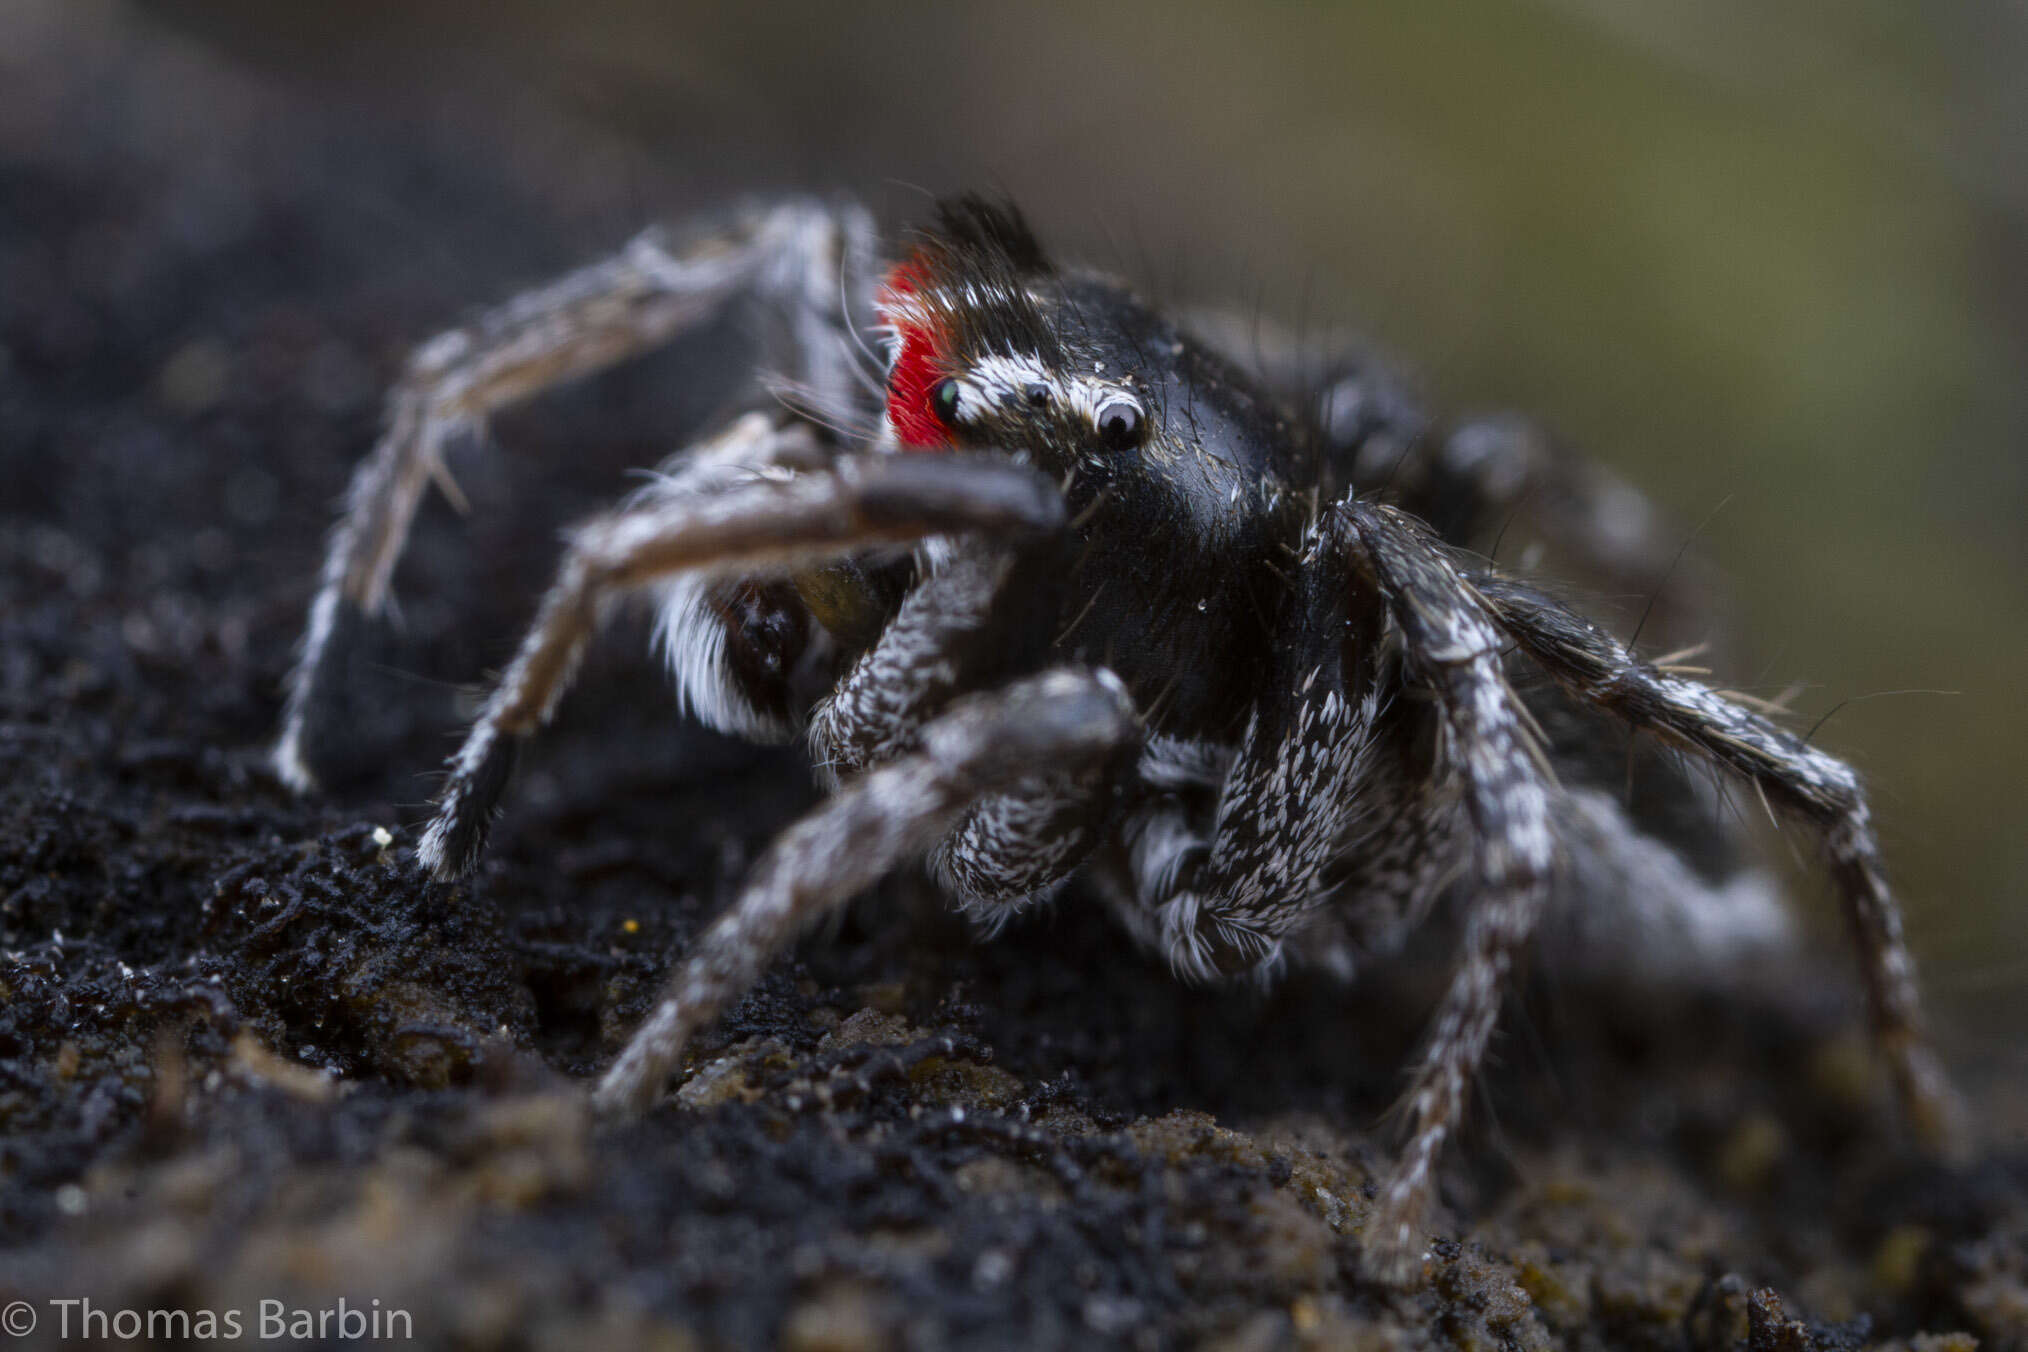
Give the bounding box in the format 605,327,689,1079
275,189,1962,1287
928,193,1053,276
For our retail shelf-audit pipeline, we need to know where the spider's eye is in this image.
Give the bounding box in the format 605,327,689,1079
1024,382,1051,409
1095,397,1144,450
931,377,962,426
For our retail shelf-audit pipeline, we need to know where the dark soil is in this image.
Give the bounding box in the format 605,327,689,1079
2,7,2024,1349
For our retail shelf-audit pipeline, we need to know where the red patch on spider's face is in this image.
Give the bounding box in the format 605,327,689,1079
879,258,952,450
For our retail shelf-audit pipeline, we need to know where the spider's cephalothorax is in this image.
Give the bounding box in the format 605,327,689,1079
274,194,1959,1283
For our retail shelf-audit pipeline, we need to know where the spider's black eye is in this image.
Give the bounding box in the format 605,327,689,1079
931,377,962,425
1095,398,1144,450
1024,382,1051,409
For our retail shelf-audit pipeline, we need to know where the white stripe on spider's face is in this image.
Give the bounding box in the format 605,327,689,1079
958,353,1137,432
875,282,1143,450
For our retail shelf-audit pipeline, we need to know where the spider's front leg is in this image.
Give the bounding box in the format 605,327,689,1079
593,667,1138,1118
415,445,1066,879
276,198,878,790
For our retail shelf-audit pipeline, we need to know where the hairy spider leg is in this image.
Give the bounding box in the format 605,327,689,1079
1325,500,1957,1284
1474,574,1962,1152
592,669,1138,1118
275,199,879,791
416,439,1066,878
1329,501,1562,1286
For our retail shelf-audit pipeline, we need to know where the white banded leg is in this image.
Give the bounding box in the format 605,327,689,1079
593,669,1138,1118
417,452,1065,879
276,198,878,790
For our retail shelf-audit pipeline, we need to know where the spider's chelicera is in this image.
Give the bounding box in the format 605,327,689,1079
273,195,1958,1282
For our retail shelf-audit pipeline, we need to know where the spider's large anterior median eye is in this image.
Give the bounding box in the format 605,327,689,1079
1095,397,1144,450
932,377,962,427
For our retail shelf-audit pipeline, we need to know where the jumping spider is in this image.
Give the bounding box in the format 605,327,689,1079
274,195,1957,1282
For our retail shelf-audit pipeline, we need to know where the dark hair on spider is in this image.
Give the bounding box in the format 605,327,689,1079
931,194,1052,276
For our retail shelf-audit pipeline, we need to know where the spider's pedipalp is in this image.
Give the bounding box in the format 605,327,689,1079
416,445,1066,880
591,667,1137,1119
275,199,878,792
1112,519,1403,984
806,540,1133,922
810,543,1052,783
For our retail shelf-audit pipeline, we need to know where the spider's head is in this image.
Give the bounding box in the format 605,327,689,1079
877,196,1148,466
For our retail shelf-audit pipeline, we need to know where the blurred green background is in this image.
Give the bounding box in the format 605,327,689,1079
9,0,2024,1042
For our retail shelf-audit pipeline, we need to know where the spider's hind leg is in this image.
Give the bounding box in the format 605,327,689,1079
275,198,879,791
1319,503,1956,1286
1474,571,1961,1150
